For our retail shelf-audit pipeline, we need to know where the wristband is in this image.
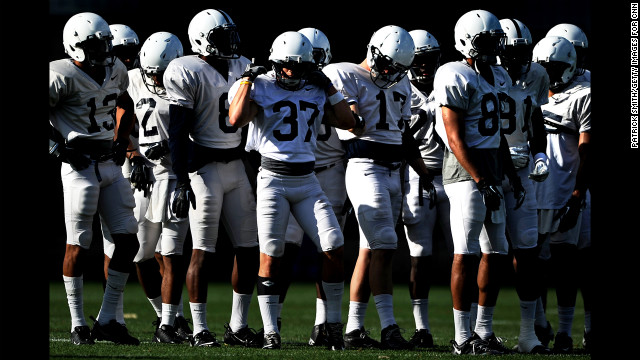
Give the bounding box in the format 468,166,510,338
327,91,344,106
239,80,253,86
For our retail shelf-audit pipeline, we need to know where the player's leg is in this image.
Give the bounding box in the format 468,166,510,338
577,190,592,352
277,216,304,333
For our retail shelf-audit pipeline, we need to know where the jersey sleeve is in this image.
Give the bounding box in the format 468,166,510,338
163,60,195,108
433,63,470,111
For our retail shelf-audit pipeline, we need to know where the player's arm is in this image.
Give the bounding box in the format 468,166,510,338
441,105,483,182
323,87,356,130
573,131,591,199
529,107,547,155
229,80,259,128
113,91,135,165
167,104,195,183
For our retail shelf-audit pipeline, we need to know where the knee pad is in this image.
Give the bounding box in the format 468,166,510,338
260,238,284,258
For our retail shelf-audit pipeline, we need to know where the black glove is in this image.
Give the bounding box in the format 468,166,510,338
60,146,92,171
172,180,196,218
510,176,526,210
241,65,267,81
305,70,332,91
421,174,437,209
130,156,152,197
352,111,365,129
112,137,129,166
144,140,169,160
553,195,584,232
476,179,503,211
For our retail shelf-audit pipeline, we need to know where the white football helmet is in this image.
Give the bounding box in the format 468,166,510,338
532,36,577,91
63,12,114,67
454,9,506,65
109,24,140,70
188,9,240,58
546,23,588,74
269,31,315,91
298,27,332,68
499,18,533,78
408,29,441,86
139,32,184,95
366,25,415,89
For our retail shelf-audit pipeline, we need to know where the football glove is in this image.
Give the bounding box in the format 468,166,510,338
421,174,437,209
305,70,332,91
241,65,267,81
172,180,196,218
553,195,585,233
510,176,526,210
352,111,365,129
130,156,152,198
144,140,169,160
528,153,550,182
476,179,502,211
112,137,129,166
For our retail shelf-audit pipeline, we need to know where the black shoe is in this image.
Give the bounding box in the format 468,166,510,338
552,332,573,354
450,333,500,355
484,332,511,354
409,329,434,348
308,323,328,346
325,322,345,351
380,324,414,350
90,318,140,345
535,321,554,347
223,323,263,347
262,331,281,349
153,324,183,344
70,325,94,345
582,330,591,352
190,329,221,347
344,327,380,349
174,316,193,342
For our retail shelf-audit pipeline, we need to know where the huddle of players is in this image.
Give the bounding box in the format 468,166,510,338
49,7,590,355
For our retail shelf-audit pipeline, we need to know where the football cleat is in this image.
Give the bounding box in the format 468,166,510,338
190,329,221,347
325,322,345,351
262,331,281,349
380,324,414,350
483,332,511,354
70,325,94,345
552,332,573,354
90,318,140,345
450,333,501,355
409,328,434,348
344,327,381,349
308,323,328,346
223,323,263,347
535,320,554,347
174,316,193,342
153,324,183,344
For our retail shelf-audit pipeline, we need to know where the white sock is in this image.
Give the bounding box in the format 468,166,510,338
453,308,471,345
258,295,280,334
115,292,125,325
189,302,208,335
474,305,494,340
557,306,575,336
322,281,343,324
518,300,542,352
230,291,252,332
534,297,547,327
98,269,129,325
314,298,327,325
412,298,430,331
63,275,86,330
148,295,163,318
584,310,592,333
469,302,478,332
162,303,179,327
345,301,368,334
374,294,395,330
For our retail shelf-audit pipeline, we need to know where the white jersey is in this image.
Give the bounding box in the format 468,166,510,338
323,62,412,145
127,69,174,180
534,79,591,209
409,84,443,169
163,55,251,149
433,60,512,151
229,71,327,163
50,58,129,142
503,62,550,149
314,122,344,167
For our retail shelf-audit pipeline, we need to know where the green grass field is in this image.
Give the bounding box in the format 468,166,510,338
49,281,590,359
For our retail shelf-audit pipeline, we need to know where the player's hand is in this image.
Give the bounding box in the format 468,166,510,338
130,156,152,197
528,157,550,182
241,65,267,81
511,154,529,169
172,180,196,218
305,70,332,91
62,146,92,171
476,179,502,211
144,140,169,160
421,174,437,209
510,176,526,210
350,111,366,136
553,195,584,232
112,137,129,166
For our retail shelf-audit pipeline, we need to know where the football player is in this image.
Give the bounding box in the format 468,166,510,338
324,24,433,350
433,9,516,355
228,30,355,350
400,29,453,348
49,12,140,345
532,35,591,355
163,9,261,348
498,18,552,354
